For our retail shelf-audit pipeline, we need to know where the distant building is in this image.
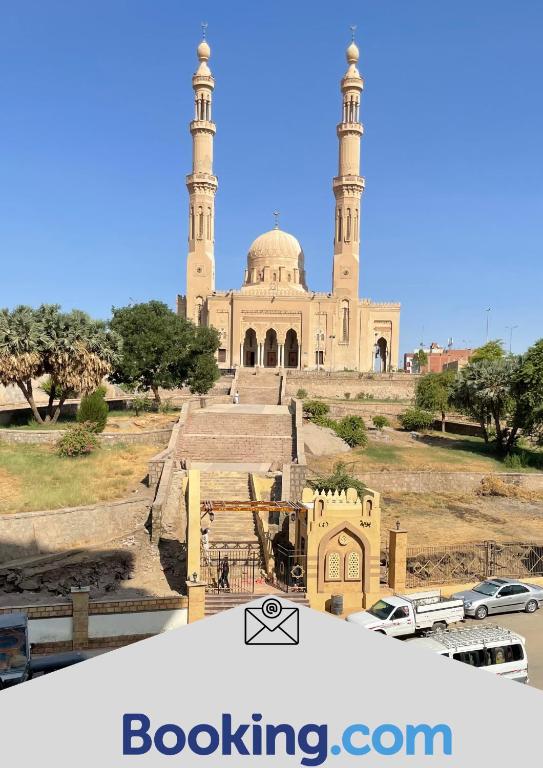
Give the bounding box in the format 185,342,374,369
404,343,473,374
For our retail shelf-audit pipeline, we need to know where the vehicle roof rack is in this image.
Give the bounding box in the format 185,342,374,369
422,624,518,648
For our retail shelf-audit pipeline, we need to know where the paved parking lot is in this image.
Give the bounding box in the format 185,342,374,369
469,609,543,690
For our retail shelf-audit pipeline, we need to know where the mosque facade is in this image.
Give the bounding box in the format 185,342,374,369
177,35,400,372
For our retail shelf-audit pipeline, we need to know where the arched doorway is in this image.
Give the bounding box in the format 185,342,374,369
375,337,388,373
284,328,299,369
243,328,257,367
264,329,278,368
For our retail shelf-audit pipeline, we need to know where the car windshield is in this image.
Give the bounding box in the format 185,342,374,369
0,626,28,674
368,600,394,620
473,582,500,596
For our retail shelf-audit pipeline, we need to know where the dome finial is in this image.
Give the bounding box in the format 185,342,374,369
197,22,211,62
273,210,280,230
346,25,359,65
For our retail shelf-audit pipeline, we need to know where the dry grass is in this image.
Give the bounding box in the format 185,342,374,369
382,492,543,547
0,443,159,514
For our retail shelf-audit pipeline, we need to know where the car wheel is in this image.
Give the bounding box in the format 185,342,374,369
525,599,538,614
475,605,488,620
432,621,447,631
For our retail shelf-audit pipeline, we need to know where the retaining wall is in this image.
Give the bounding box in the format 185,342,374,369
0,496,152,563
286,373,416,401
355,470,543,495
0,427,173,446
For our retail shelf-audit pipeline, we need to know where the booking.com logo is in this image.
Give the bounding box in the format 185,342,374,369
123,714,453,765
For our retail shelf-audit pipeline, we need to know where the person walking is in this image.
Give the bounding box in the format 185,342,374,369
201,527,210,566
233,390,240,405
218,555,230,591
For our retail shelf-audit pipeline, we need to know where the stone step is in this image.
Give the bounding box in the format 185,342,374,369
205,592,309,615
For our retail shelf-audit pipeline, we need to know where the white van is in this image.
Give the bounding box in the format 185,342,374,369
405,625,528,683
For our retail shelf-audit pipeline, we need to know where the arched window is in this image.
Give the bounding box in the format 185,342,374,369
337,208,343,242
190,206,195,240
326,552,341,581
272,272,277,282
287,273,291,282
354,209,359,241
198,206,203,239
206,207,212,240
346,209,352,241
341,300,350,343
195,297,203,326
345,551,361,581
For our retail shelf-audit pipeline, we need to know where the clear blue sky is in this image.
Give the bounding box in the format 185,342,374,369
2,1,542,358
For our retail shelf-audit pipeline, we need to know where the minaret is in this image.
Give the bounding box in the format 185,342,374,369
185,31,218,325
332,34,365,300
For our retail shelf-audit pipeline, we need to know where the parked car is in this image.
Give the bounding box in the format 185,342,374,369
345,590,464,637
405,625,529,684
452,578,543,620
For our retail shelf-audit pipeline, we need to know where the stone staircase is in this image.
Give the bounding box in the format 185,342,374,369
200,471,251,501
205,592,310,616
206,508,259,546
176,407,295,465
236,370,282,405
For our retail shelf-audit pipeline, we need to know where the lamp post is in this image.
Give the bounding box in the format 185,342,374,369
329,335,335,374
485,307,491,342
505,325,518,354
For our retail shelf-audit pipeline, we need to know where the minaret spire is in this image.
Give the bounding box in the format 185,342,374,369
184,30,218,324
332,32,365,300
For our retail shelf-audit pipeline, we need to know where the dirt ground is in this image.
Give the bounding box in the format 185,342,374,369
382,493,543,546
0,530,185,606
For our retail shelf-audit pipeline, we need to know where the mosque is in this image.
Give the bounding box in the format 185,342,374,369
177,34,400,372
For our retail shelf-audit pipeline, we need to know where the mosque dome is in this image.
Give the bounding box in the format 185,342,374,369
243,228,307,292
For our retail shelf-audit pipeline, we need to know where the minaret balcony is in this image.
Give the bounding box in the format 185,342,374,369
190,120,216,135
336,122,364,137
333,175,365,196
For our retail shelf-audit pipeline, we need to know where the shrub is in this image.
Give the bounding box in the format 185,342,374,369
56,423,99,457
335,415,368,447
77,389,108,433
296,388,308,399
344,392,351,400
372,415,390,431
308,461,366,498
398,408,434,431
355,391,374,401
41,376,77,400
132,395,153,416
303,399,330,418
158,398,176,414
312,414,339,431
94,384,108,398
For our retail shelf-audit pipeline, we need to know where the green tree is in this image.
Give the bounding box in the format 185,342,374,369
412,348,428,373
470,339,505,363
110,301,220,403
0,305,120,424
187,353,220,405
335,415,368,447
508,339,543,450
415,371,454,432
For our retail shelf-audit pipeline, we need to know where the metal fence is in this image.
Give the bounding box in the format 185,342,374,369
406,541,543,588
201,545,261,593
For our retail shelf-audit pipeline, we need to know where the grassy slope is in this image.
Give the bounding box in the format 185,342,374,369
0,443,159,514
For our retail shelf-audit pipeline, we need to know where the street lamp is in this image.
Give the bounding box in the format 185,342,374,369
485,307,491,342
505,325,518,354
328,335,335,374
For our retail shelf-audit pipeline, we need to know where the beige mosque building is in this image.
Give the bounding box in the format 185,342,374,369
177,35,400,372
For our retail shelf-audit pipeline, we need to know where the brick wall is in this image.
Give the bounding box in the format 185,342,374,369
0,428,172,446
286,372,416,401
355,470,543,494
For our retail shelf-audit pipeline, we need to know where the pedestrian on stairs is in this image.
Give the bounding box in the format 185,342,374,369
218,556,230,591
233,390,240,405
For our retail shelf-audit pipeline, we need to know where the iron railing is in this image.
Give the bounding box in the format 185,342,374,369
406,541,543,588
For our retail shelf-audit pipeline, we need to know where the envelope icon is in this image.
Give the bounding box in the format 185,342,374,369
245,599,299,645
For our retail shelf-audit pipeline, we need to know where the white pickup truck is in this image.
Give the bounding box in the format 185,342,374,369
346,590,465,637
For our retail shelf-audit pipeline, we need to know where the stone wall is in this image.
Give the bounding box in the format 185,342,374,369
0,496,152,564
354,470,543,495
0,428,172,446
286,372,417,401
0,595,188,652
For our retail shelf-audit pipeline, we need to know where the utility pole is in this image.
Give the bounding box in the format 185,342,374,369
505,325,518,354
